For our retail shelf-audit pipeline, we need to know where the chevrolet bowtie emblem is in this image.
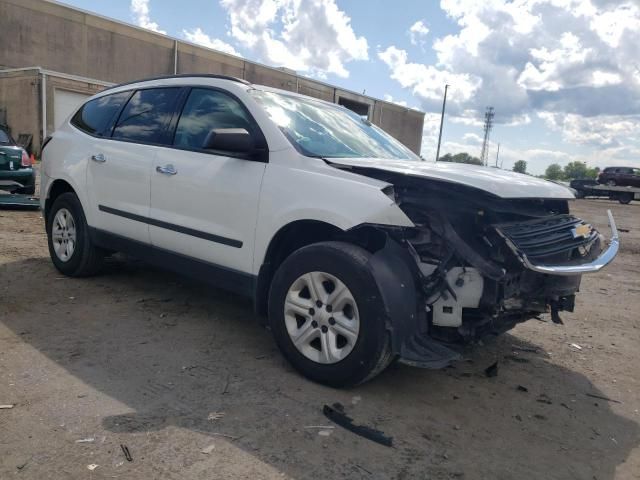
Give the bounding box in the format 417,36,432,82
572,224,592,239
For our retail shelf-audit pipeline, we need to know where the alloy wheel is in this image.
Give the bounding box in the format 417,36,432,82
284,271,360,364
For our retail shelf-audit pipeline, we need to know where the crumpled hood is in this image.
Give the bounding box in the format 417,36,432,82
329,158,575,199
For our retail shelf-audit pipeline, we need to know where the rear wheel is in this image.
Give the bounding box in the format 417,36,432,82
268,241,393,387
618,192,633,204
47,192,105,276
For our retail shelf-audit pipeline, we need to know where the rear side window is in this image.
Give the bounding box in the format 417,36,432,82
112,88,181,145
0,128,12,144
71,91,131,136
173,88,254,150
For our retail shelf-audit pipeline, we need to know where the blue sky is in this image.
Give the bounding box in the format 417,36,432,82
59,0,640,175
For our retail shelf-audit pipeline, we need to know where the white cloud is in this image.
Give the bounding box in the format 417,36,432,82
378,46,481,110
130,0,166,34
219,0,368,78
518,33,590,91
538,111,640,148
409,20,429,47
383,94,408,108
382,0,640,165
183,28,241,57
591,70,622,87
462,132,483,144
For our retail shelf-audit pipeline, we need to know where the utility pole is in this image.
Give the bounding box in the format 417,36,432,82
480,106,494,166
435,84,449,162
495,142,500,168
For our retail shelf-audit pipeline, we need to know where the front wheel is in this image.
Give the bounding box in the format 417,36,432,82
607,179,617,186
46,192,105,276
268,241,393,387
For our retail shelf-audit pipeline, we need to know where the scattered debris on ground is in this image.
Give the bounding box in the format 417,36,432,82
484,362,499,377
585,393,621,404
323,404,393,447
75,437,95,443
120,444,133,462
201,444,216,454
207,412,225,422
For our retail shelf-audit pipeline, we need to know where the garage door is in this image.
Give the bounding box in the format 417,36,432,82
53,89,91,131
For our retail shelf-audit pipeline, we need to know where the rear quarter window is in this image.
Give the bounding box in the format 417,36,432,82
0,128,13,144
71,91,132,136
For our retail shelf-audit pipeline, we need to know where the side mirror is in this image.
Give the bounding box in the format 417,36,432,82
203,128,254,153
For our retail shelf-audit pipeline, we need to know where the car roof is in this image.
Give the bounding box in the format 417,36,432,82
100,74,250,93
96,74,341,109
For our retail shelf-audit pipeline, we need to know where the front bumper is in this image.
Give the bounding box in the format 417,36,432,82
497,210,619,276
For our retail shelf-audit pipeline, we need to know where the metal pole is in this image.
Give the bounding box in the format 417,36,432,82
495,142,500,167
174,40,178,74
435,84,449,162
41,72,47,141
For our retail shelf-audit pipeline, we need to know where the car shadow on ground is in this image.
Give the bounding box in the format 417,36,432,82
2,255,639,479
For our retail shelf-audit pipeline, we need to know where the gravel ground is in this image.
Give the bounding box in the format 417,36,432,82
1,194,639,480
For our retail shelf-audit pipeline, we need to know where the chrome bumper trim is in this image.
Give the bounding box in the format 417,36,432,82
504,210,619,276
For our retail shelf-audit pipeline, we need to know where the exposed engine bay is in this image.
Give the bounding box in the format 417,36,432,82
336,164,619,368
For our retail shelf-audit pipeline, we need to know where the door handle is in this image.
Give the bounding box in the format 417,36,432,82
91,153,106,163
156,164,177,175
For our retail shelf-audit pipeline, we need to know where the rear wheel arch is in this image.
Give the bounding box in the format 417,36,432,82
45,179,76,224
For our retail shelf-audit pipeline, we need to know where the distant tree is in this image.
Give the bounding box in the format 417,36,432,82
439,152,483,166
585,166,600,179
563,161,590,179
545,163,564,180
513,160,527,174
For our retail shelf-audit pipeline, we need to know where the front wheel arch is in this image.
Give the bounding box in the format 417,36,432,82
254,220,344,317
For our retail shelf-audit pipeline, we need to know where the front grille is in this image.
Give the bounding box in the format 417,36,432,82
494,214,599,260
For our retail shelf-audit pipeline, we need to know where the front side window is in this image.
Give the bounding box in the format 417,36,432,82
112,88,181,144
71,91,131,136
249,89,418,160
174,88,254,150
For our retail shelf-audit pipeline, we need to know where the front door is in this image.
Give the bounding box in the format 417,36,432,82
149,87,267,274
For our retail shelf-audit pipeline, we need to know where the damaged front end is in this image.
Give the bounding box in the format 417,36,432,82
349,169,619,369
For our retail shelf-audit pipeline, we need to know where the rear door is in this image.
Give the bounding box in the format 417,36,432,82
149,87,267,274
85,87,183,243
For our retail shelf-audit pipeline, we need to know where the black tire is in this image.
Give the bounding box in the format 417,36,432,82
268,241,393,387
574,190,585,199
618,193,633,205
46,192,105,276
607,179,617,186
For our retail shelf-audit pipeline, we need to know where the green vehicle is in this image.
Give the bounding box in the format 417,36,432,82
0,125,35,194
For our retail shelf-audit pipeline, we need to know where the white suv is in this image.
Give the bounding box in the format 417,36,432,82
41,75,619,386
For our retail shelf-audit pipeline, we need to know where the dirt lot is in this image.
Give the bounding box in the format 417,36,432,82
1,197,639,480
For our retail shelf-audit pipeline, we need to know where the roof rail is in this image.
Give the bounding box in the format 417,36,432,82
100,74,251,92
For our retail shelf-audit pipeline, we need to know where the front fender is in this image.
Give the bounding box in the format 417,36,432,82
367,234,461,368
